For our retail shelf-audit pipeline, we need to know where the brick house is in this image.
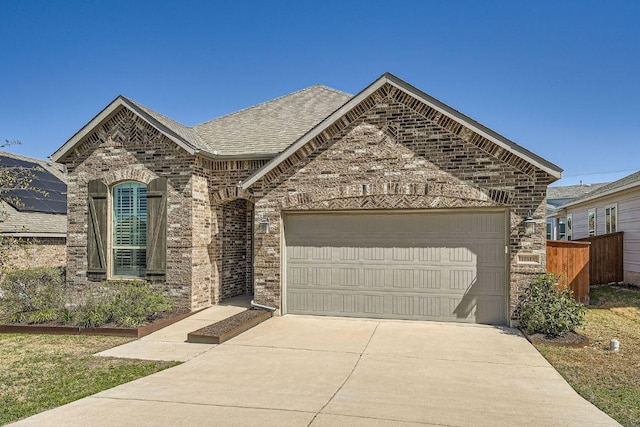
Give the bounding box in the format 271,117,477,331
51,73,562,326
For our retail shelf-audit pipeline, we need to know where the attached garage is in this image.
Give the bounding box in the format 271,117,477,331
284,210,509,325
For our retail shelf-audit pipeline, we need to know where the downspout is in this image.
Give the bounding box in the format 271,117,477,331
251,300,276,312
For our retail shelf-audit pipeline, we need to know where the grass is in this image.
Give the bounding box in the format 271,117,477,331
0,334,179,425
534,284,640,427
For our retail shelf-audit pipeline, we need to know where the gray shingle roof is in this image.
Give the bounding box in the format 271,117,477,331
0,151,67,236
119,86,352,158
563,170,640,207
192,85,352,156
547,182,609,201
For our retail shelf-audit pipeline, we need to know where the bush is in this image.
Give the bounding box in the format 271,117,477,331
519,274,586,337
76,301,111,328
0,270,173,328
73,281,173,328
106,281,172,327
0,267,65,323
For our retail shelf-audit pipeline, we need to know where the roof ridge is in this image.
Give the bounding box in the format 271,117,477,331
192,84,351,129
562,170,640,206
122,96,190,130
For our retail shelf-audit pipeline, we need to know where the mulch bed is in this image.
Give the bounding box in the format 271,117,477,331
521,329,590,347
187,308,272,344
0,308,198,338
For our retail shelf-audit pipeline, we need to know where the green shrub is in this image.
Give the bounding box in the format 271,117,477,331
0,267,65,323
107,281,172,327
0,270,172,328
26,308,57,324
58,307,75,325
76,298,111,328
519,274,586,336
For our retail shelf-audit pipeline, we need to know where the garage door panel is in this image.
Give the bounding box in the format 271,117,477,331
287,288,506,324
285,211,508,325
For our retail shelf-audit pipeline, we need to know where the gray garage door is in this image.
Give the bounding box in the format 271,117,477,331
284,211,508,325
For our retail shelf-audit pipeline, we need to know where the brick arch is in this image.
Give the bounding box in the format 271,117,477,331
101,168,158,187
211,186,256,204
282,194,498,211
279,181,498,210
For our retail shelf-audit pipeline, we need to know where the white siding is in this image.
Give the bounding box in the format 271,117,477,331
567,187,640,276
570,209,591,240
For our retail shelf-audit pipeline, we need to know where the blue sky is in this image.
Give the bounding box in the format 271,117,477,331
1,0,638,186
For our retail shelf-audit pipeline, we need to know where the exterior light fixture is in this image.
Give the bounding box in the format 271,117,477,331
258,216,270,233
523,211,536,236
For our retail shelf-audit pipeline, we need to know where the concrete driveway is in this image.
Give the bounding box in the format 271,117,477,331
12,316,617,426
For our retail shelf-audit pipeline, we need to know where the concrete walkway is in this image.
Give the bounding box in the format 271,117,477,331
12,316,618,426
96,295,251,361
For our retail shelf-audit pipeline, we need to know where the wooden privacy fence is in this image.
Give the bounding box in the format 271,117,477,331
546,240,590,304
576,232,624,285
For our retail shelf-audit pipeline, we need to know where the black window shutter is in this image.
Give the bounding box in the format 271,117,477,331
146,177,167,281
87,180,108,281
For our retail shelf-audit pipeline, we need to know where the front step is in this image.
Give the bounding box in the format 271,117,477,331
187,308,272,344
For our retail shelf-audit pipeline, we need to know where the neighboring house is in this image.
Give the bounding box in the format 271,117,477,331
557,170,640,285
50,72,562,326
0,151,67,270
546,182,608,240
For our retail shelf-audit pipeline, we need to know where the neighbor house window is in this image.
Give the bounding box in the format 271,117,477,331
566,214,572,240
558,219,566,240
588,209,596,237
605,204,617,234
112,182,147,277
546,222,552,240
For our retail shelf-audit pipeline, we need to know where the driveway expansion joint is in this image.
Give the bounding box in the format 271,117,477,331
91,395,317,415
224,342,363,355
307,321,381,427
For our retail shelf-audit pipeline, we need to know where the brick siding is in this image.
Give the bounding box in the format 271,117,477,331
1,237,66,271
249,84,551,321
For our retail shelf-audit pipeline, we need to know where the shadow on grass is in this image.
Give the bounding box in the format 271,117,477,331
590,284,640,309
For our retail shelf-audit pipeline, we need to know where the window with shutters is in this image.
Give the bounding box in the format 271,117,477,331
87,178,166,282
112,182,147,277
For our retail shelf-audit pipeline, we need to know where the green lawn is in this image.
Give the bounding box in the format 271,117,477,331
0,334,179,425
535,285,640,427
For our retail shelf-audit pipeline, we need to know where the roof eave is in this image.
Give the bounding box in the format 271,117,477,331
195,150,278,161
561,181,640,209
0,232,66,238
51,96,198,162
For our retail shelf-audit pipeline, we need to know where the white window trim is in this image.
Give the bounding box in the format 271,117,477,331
588,209,596,237
566,214,572,241
558,219,566,240
605,203,618,234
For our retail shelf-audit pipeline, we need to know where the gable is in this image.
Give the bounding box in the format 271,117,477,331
273,123,501,211
241,73,562,190
51,97,199,163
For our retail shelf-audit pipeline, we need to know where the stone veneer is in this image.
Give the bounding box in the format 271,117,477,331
248,83,551,322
